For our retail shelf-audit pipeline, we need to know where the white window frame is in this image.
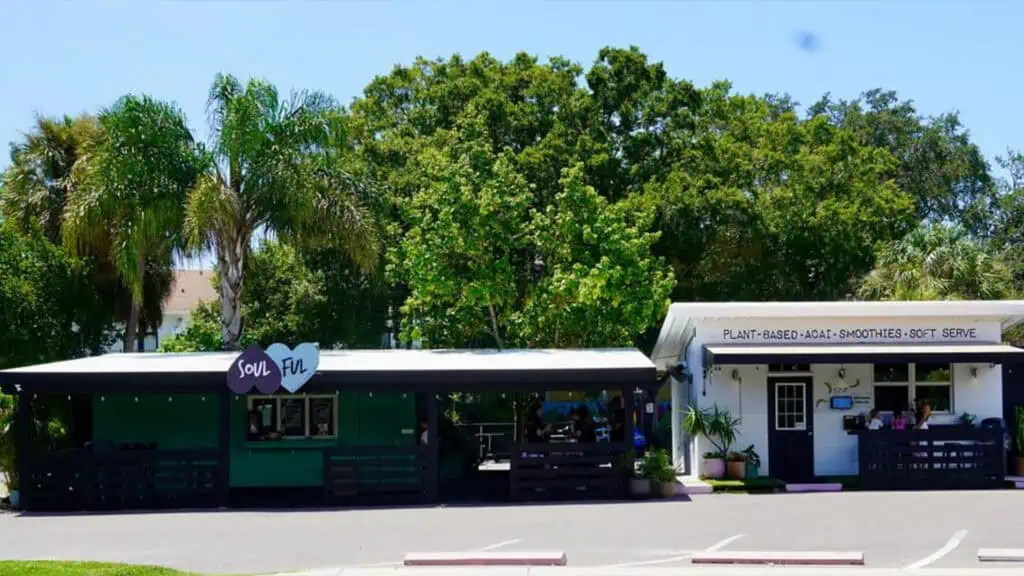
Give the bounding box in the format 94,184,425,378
871,363,953,415
246,394,339,439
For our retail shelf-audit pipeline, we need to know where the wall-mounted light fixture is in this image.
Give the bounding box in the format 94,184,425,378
969,365,980,386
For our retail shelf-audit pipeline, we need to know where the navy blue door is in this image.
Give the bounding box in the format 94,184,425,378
767,377,815,482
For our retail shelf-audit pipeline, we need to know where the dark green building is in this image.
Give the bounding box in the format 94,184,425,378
0,348,655,511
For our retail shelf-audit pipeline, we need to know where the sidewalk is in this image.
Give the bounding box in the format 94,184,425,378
268,567,1024,576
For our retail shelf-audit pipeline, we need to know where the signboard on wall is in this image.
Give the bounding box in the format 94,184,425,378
227,342,320,394
718,325,985,344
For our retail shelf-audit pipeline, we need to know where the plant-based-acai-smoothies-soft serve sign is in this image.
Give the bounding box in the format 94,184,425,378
227,343,320,394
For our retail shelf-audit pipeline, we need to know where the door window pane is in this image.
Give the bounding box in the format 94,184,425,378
775,383,806,431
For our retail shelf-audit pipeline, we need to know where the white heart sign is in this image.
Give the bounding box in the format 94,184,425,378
265,342,320,393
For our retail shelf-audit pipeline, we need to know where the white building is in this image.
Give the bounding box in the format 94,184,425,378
650,301,1024,481
107,270,218,352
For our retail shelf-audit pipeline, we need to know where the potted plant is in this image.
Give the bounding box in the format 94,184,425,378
640,449,678,498
683,405,741,480
741,445,761,478
958,412,977,428
0,403,18,508
1015,406,1024,477
619,454,649,497
726,451,746,479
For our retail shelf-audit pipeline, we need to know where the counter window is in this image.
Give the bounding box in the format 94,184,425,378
246,395,338,441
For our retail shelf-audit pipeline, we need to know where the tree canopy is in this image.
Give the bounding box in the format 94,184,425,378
4,46,1023,361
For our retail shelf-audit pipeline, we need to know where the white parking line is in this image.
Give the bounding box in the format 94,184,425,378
474,539,522,551
600,533,745,568
903,529,968,570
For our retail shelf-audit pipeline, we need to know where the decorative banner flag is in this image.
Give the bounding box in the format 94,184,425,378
226,342,320,394
227,345,283,394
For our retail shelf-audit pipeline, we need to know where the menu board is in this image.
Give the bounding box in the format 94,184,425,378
310,398,335,437
280,398,306,437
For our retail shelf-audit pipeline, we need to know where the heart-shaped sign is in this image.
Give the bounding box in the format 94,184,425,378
265,342,319,393
227,345,282,394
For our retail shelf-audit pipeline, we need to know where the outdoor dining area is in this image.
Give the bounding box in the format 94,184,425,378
848,410,1006,490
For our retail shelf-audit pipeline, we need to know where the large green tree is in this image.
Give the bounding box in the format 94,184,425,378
0,222,114,369
184,74,380,350
393,118,674,348
651,82,917,302
64,95,199,353
350,47,959,344
807,89,996,234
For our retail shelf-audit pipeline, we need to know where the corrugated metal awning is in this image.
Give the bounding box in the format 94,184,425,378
703,343,1024,365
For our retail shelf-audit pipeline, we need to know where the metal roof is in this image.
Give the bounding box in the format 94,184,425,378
0,348,657,394
0,348,654,375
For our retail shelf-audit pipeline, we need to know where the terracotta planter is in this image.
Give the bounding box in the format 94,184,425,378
1016,457,1024,477
726,460,746,479
703,458,725,479
653,480,677,498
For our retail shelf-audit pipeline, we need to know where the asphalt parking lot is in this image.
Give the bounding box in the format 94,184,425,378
1,490,1024,574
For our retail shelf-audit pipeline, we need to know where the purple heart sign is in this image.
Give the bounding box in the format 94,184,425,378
227,345,282,394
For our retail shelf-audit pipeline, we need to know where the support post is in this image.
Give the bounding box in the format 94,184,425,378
16,392,31,510
622,387,636,495
217,389,231,508
425,392,439,502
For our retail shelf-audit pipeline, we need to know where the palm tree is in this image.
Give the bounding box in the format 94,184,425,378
857,223,1014,301
185,74,379,349
64,95,199,353
1,115,100,243
1,115,176,352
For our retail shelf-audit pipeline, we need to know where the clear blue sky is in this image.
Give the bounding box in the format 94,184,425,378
1,0,1020,174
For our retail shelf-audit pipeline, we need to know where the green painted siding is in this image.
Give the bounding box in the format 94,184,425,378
92,394,218,449
91,392,417,488
229,392,416,487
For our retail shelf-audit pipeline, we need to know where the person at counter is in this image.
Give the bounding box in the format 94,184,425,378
574,405,597,443
609,396,626,443
867,409,884,430
525,402,552,443
916,401,932,430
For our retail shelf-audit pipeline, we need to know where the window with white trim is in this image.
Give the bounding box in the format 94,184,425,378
246,395,338,441
872,363,952,415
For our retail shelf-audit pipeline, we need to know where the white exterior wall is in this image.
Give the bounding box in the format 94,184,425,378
685,315,1006,478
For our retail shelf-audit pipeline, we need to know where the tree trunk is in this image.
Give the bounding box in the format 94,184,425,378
124,299,140,353
218,235,247,350
123,254,145,353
